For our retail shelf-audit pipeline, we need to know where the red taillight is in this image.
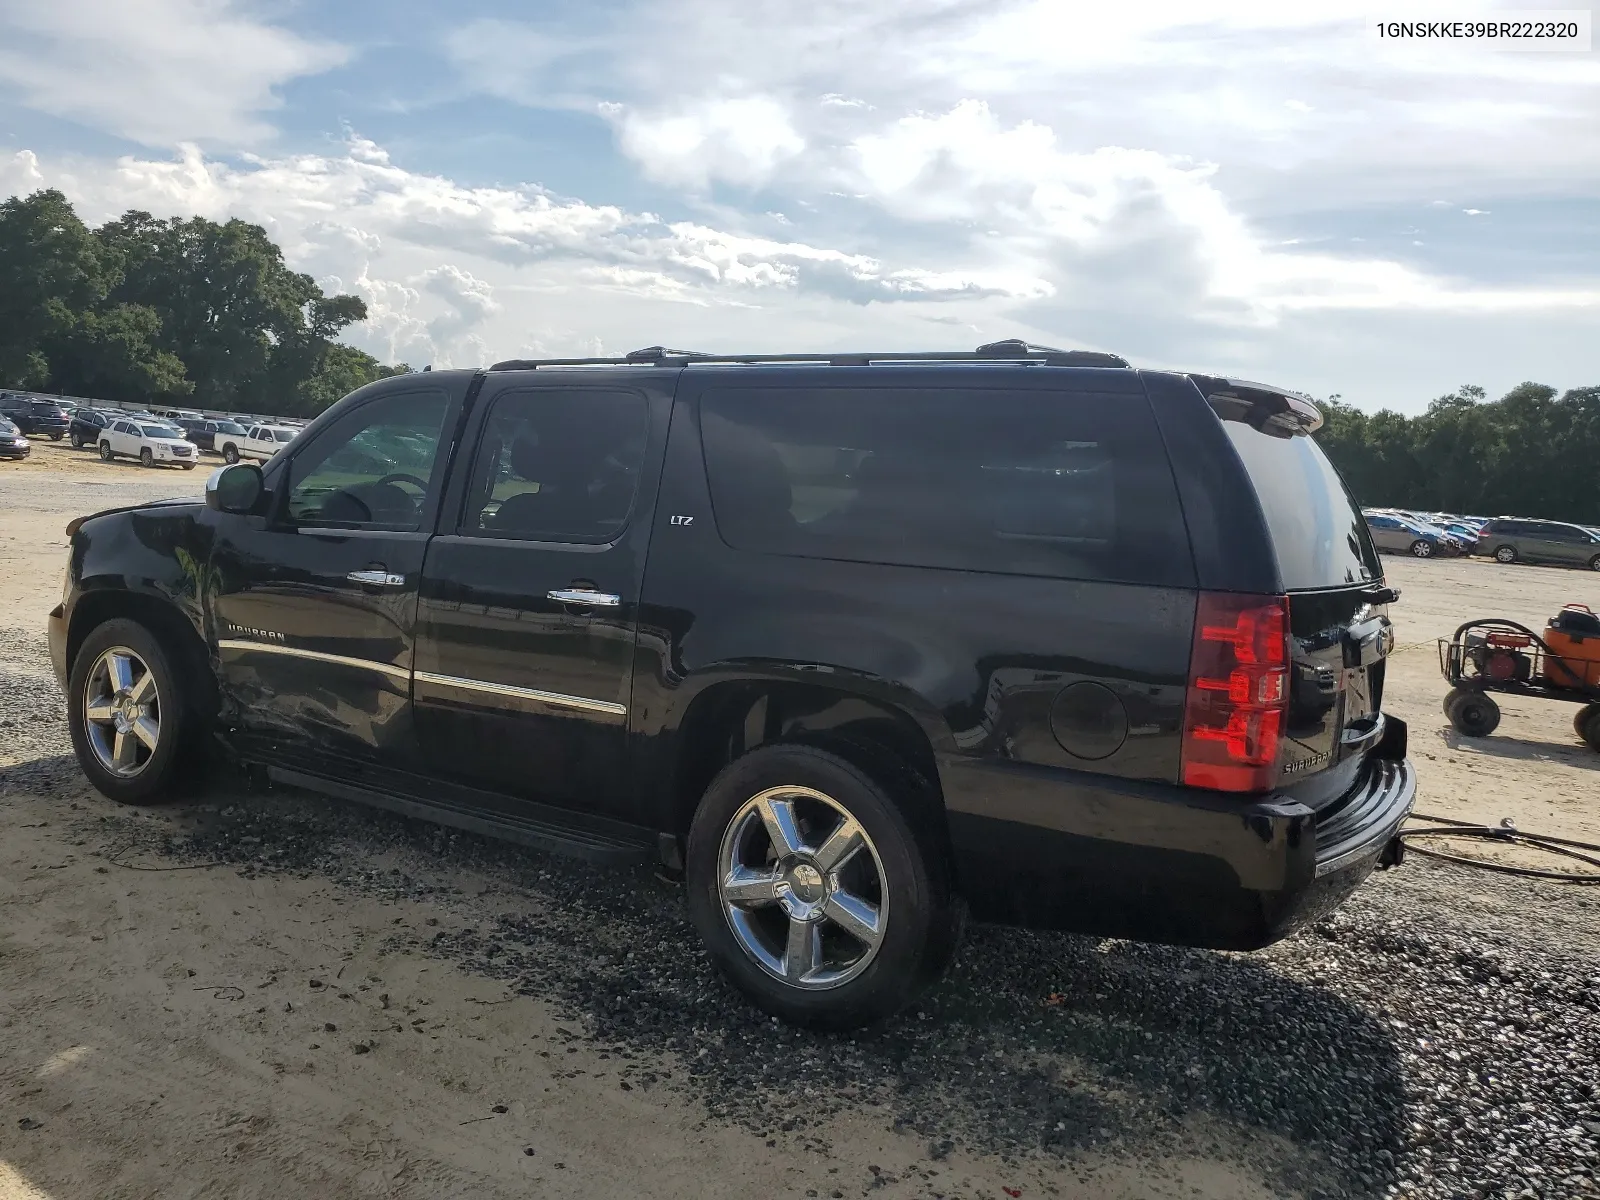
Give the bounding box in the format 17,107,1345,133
1181,592,1290,792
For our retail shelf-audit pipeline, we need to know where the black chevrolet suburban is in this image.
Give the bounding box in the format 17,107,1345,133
48,341,1414,1028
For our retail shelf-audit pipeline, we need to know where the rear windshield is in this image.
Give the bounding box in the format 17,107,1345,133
699,384,1192,587
1223,423,1380,591
214,421,246,434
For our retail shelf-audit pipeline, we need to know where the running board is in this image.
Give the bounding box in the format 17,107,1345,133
265,766,655,865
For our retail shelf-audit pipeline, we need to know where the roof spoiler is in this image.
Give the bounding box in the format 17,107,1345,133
1188,375,1324,437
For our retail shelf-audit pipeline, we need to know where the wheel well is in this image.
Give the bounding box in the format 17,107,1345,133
669,681,945,841
67,591,216,716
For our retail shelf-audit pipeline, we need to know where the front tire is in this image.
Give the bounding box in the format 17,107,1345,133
686,743,956,1030
67,619,194,804
1446,689,1501,738
140,447,154,468
1588,555,1600,572
1409,539,1434,559
182,462,195,470
1494,545,1518,564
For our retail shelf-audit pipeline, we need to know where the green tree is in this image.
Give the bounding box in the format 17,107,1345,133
0,189,111,387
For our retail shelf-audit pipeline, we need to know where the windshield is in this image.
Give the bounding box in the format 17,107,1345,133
141,424,179,438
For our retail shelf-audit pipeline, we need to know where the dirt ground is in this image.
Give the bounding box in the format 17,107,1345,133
2,439,1596,1200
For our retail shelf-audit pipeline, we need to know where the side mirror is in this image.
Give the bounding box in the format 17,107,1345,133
205,463,266,515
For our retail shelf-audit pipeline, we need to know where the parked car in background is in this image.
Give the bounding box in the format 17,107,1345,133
97,418,199,469
0,395,70,440
0,416,30,459
219,422,297,463
189,418,249,454
1364,512,1460,558
68,408,114,449
1475,518,1600,570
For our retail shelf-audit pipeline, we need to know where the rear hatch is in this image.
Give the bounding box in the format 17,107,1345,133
1214,396,1394,810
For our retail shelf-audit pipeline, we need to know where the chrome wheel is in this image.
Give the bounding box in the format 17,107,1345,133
717,786,888,990
82,647,162,777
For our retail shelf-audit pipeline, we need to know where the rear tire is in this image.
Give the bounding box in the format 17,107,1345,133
1494,545,1518,564
98,441,113,461
1576,704,1600,752
1588,554,1600,572
223,444,240,464
50,432,62,441
67,619,195,804
1446,689,1501,738
1409,539,1434,559
685,743,956,1030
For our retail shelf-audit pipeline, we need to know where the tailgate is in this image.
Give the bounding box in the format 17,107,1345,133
1209,389,1393,807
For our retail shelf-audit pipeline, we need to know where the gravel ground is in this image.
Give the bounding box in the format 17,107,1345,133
5,623,1597,1198
3,455,1599,1198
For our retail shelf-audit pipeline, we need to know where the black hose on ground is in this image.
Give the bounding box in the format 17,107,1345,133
1400,811,1600,883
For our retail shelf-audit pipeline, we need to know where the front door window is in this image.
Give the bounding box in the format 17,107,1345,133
284,393,451,530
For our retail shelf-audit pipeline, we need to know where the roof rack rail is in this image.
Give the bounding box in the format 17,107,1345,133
487,340,1129,372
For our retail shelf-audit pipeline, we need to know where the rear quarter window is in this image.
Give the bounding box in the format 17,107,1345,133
698,383,1193,586
1223,422,1380,591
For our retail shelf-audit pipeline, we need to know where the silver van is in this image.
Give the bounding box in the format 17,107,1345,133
1475,518,1600,570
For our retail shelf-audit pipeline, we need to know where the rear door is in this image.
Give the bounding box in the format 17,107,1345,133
1366,515,1401,552
412,371,672,825
1218,416,1392,809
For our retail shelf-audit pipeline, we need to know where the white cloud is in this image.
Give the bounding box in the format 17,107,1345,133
0,0,345,145
611,96,806,190
848,100,1599,324
6,137,1045,367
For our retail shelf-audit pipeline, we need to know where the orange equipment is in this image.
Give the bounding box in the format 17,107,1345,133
1542,604,1600,690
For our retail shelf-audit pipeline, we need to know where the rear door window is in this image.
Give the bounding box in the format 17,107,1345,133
1222,423,1379,591
697,384,1191,586
461,389,649,544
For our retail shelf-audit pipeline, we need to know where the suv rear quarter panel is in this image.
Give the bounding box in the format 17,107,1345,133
633,367,1204,929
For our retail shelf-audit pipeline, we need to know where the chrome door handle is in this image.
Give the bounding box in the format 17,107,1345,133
348,569,406,587
547,588,621,608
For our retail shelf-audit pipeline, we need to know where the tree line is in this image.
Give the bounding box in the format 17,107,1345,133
0,189,408,418
3,189,1596,521
1317,382,1600,525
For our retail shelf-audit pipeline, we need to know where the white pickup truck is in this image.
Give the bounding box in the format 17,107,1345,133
219,423,297,464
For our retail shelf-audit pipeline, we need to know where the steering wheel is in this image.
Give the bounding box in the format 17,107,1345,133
376,473,428,493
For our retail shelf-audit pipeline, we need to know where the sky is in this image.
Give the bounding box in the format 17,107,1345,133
1,0,1596,412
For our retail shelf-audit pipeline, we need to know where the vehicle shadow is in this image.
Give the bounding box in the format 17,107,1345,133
102,778,1407,1198
1438,725,1600,770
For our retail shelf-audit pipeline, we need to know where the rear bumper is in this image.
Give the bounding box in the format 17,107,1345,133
943,718,1415,951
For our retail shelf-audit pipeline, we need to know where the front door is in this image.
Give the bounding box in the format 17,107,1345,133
208,382,469,768
414,377,669,823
